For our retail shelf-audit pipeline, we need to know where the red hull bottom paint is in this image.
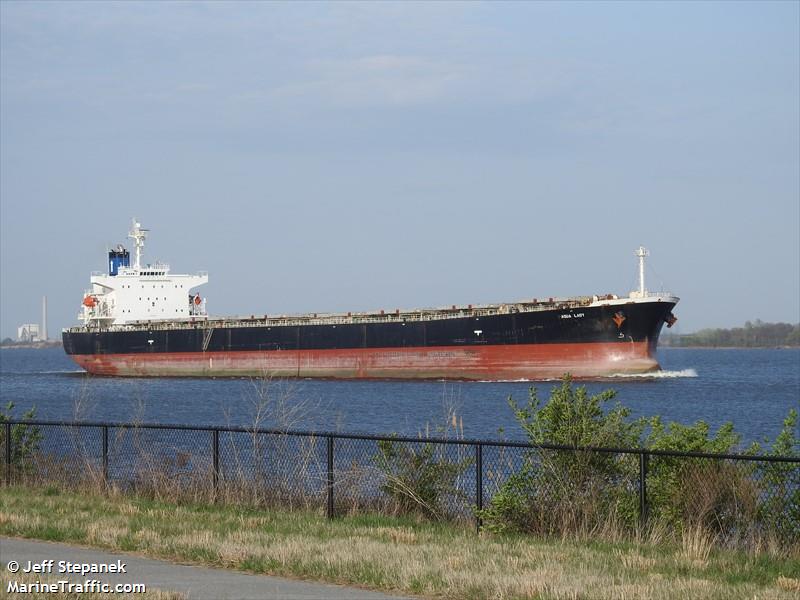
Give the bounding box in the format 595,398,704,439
70,342,660,380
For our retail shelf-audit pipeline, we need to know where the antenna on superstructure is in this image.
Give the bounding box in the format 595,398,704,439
128,218,149,269
635,246,649,297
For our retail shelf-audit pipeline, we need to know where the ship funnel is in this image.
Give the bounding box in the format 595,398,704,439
108,245,130,276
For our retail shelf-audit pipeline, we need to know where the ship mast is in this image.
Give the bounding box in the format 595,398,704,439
128,218,149,270
635,245,649,297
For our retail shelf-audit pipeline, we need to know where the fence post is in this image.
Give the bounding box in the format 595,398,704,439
639,451,649,529
326,436,334,519
4,422,11,486
212,429,220,497
475,443,483,533
102,426,109,486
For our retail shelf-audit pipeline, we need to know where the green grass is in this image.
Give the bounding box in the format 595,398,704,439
1,485,798,600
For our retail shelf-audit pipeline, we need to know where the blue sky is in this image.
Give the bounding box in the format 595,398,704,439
1,1,798,339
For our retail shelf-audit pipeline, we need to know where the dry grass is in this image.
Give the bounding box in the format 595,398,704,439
776,576,800,593
1,486,798,600
680,523,716,567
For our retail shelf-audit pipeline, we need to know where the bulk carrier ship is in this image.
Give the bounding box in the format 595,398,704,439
63,220,679,379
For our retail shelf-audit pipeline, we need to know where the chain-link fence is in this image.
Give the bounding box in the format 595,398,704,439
2,420,798,546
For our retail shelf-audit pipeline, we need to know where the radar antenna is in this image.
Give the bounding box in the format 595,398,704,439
128,218,149,270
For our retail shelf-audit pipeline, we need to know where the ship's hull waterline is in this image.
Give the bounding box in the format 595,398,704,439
69,341,660,379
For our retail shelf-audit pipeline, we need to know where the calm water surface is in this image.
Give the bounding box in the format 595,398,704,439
1,347,798,447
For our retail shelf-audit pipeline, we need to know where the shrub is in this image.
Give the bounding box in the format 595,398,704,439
479,376,643,535
644,418,754,538
644,412,799,547
0,402,42,477
374,438,471,520
749,410,800,545
478,376,799,552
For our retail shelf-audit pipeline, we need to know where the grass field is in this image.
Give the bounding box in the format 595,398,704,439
1,486,798,600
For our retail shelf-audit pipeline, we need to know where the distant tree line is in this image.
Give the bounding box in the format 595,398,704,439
662,320,800,348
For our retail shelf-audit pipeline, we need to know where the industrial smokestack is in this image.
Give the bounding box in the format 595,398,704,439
42,296,48,341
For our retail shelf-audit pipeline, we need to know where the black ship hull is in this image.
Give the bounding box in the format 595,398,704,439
63,298,677,379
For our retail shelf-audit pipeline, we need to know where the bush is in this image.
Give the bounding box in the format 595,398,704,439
750,410,800,545
644,417,750,537
644,412,799,546
479,376,643,535
0,402,42,477
374,438,472,520
478,376,799,551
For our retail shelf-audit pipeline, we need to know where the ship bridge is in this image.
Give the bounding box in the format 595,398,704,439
79,219,208,326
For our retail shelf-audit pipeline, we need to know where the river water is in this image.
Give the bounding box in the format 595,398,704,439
0,347,797,447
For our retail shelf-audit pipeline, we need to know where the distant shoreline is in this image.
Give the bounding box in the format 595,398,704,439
661,345,799,350
0,340,62,350
660,321,798,349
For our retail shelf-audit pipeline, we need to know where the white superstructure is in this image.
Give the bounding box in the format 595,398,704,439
79,219,208,326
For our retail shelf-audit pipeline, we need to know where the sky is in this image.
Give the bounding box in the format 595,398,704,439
1,1,798,339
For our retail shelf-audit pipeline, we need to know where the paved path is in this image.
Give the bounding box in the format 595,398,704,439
1,537,411,599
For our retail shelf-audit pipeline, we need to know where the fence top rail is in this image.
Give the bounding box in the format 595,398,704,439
5,419,799,464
